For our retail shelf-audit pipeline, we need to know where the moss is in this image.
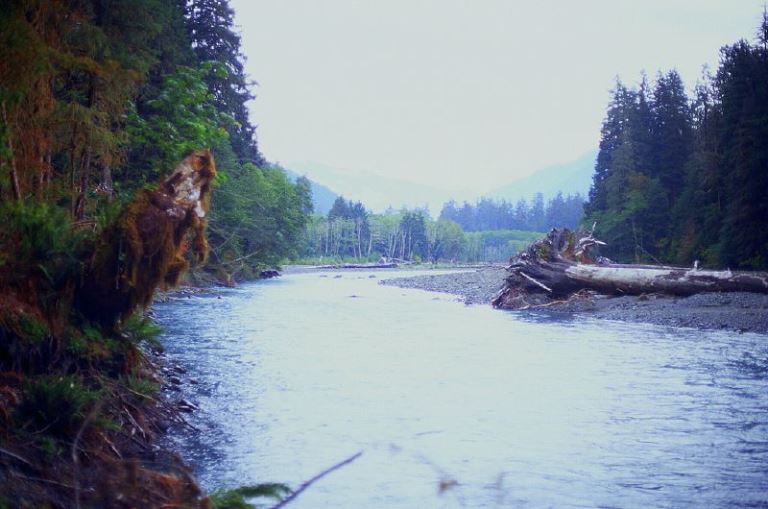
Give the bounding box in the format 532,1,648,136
18,314,49,343
535,243,551,260
0,152,216,508
78,150,216,331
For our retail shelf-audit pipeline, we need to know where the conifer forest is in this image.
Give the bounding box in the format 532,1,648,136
0,1,767,508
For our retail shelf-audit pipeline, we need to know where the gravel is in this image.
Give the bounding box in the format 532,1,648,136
382,267,768,334
380,267,507,305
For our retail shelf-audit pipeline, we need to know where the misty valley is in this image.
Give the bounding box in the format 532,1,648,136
1,2,767,508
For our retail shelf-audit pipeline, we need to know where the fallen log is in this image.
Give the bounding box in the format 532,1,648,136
492,228,768,309
313,263,398,269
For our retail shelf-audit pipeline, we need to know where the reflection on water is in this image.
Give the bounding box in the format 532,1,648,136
155,270,768,508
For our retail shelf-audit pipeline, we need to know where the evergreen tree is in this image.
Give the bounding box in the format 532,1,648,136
585,75,677,261
716,33,768,268
585,80,635,217
530,193,546,231
184,0,263,165
650,70,694,210
328,196,351,220
671,68,723,264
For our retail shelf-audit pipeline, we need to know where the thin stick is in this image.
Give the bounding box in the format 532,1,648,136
268,451,363,509
519,272,553,293
0,446,33,467
13,473,85,491
72,402,101,509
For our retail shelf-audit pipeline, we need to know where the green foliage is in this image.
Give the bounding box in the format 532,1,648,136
299,204,541,263
125,62,231,185
584,11,768,268
0,202,88,285
123,375,159,398
185,0,263,164
16,375,99,438
440,194,584,232
464,230,543,263
427,219,466,261
0,203,90,321
209,160,311,276
209,484,292,509
121,313,163,350
17,314,50,344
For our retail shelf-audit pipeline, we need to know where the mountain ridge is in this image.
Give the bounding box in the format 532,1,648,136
482,149,597,204
281,149,598,215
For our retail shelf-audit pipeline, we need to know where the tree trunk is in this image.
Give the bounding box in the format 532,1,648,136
74,144,92,220
1,102,21,201
492,228,768,310
100,161,114,200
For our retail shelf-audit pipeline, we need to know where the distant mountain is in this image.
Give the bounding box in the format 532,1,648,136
282,167,339,215
283,161,453,214
484,149,597,203
280,150,597,216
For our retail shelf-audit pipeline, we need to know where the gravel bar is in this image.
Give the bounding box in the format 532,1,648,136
382,267,768,334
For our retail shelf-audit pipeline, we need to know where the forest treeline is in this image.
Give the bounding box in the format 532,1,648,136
584,12,768,269
0,0,312,282
440,193,584,233
300,196,545,263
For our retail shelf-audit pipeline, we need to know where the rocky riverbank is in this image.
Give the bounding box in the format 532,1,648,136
382,267,768,334
380,267,507,305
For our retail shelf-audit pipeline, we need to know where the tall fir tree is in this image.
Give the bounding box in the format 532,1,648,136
184,0,263,165
650,70,693,212
715,27,768,268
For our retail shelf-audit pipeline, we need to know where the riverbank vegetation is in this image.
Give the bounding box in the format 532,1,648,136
0,0,309,506
0,0,312,285
584,11,768,269
0,152,217,507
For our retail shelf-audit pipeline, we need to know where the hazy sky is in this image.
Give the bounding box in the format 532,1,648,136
230,0,765,194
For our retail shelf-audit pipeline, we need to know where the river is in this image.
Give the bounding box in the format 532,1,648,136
155,270,768,508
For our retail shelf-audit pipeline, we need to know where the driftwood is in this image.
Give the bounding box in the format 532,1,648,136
313,263,398,269
492,228,768,310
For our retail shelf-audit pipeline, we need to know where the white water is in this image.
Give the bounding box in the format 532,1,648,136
156,270,768,508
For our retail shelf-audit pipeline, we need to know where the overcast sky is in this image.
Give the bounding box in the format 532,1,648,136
230,0,765,194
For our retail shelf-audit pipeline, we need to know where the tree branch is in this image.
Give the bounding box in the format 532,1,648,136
268,451,363,509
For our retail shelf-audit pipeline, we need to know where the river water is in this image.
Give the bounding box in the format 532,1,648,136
155,270,768,508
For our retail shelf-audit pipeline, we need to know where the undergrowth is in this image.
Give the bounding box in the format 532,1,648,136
0,200,209,507
209,484,291,509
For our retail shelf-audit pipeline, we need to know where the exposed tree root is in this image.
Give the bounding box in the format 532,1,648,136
493,228,768,310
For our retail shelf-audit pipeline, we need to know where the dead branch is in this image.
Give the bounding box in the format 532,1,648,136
268,451,363,509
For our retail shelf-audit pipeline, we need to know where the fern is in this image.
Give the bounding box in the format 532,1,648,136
209,483,292,509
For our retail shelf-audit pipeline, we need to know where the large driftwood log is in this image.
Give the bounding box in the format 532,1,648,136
492,229,768,309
